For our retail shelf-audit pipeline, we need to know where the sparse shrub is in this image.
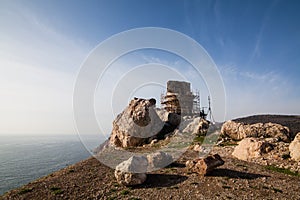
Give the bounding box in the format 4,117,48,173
281,153,291,160
272,187,283,193
120,189,130,195
50,187,64,195
18,188,33,195
193,136,205,143
265,165,299,176
222,185,231,189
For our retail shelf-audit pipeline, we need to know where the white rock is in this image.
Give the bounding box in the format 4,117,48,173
289,132,300,161
193,144,202,152
147,151,173,170
114,155,148,186
232,138,273,161
114,170,147,186
155,108,181,126
178,117,209,136
116,155,148,173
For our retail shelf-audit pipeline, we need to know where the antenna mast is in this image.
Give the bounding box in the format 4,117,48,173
207,96,214,122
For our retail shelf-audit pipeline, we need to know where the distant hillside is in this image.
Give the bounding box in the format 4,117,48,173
233,114,300,138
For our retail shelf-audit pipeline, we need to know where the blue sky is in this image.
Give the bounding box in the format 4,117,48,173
1,0,300,135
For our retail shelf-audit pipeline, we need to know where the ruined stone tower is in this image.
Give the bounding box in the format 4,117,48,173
161,80,198,116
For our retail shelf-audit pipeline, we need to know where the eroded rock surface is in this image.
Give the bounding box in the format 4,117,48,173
186,154,224,175
109,98,164,148
289,132,300,161
232,138,273,161
178,117,209,136
114,156,148,186
221,120,290,142
147,151,173,171
114,171,147,186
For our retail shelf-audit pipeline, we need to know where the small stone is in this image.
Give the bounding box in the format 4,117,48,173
150,139,158,146
193,144,202,152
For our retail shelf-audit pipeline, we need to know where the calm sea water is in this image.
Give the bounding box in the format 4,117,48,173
0,134,103,195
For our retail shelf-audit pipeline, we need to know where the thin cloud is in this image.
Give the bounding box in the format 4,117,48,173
0,4,90,134
220,64,298,119
249,0,279,63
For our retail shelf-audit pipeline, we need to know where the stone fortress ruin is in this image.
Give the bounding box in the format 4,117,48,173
160,80,209,119
161,80,197,115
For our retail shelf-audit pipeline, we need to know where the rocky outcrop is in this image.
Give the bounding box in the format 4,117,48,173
221,121,290,142
289,132,300,161
186,154,224,175
109,98,164,148
147,151,173,171
232,138,273,161
114,156,148,186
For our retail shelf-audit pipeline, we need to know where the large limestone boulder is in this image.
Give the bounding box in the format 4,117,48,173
114,156,148,186
221,120,290,142
186,154,224,175
289,132,300,161
109,98,164,148
147,151,173,171
155,108,181,127
178,117,209,136
232,138,273,161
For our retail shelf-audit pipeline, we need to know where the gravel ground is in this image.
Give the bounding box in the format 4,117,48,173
1,147,300,200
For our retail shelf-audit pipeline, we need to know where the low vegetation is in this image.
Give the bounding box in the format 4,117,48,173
265,165,300,177
50,187,64,195
18,188,33,195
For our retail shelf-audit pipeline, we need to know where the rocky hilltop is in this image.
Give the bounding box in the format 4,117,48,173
1,99,300,199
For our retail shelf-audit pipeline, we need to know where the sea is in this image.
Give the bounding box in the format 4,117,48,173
0,134,103,195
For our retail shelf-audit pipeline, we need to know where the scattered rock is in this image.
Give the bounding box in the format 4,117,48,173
150,139,158,146
193,144,202,152
221,121,290,142
289,132,300,161
115,155,148,173
114,171,147,186
109,98,164,148
114,156,148,186
147,151,173,170
232,138,273,161
186,154,225,175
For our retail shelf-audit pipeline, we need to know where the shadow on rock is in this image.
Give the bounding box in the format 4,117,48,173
166,162,186,168
207,168,269,179
133,174,188,189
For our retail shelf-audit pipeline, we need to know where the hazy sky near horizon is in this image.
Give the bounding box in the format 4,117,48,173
1,0,300,135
